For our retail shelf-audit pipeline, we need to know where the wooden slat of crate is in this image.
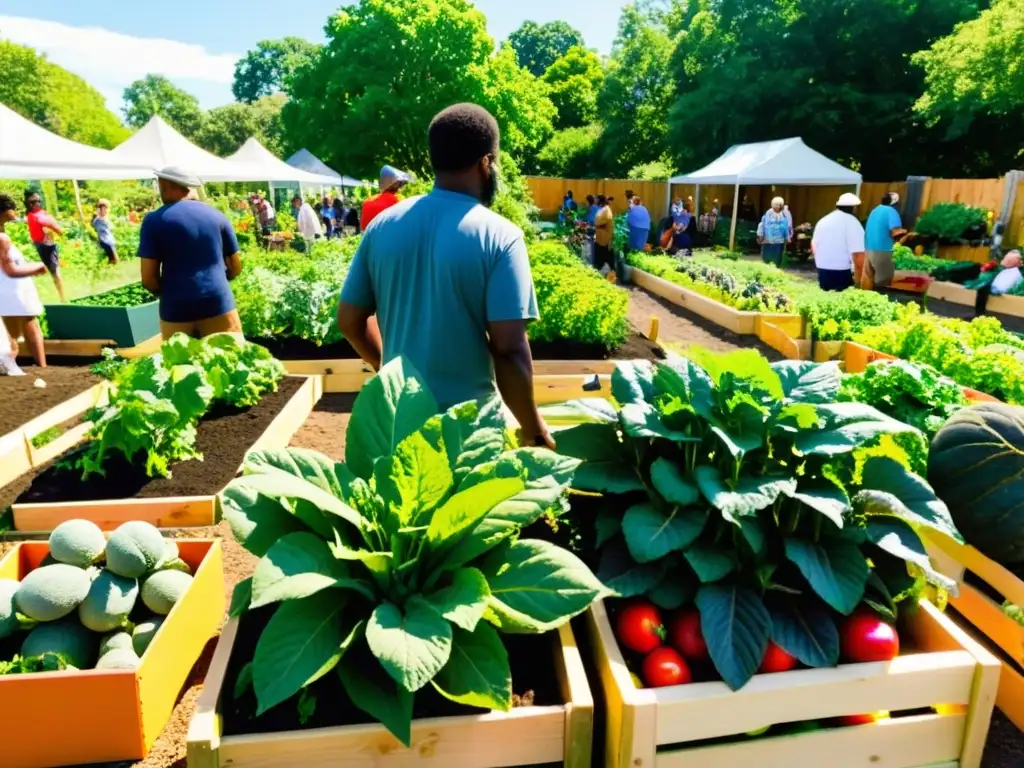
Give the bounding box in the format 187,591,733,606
755,318,811,360
41,333,162,359
630,269,758,335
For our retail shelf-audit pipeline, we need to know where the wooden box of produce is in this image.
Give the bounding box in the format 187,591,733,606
928,281,1024,320
926,533,1024,731
11,374,321,532
0,538,225,768
44,283,159,348
587,598,999,768
186,619,593,768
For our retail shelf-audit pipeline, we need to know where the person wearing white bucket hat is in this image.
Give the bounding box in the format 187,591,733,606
140,167,244,339
810,192,865,292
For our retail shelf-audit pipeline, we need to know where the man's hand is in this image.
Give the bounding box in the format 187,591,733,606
521,425,556,451
32,263,47,276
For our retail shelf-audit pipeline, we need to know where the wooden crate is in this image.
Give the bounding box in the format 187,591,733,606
935,245,991,265
928,281,1024,320
755,317,811,360
44,297,160,348
926,533,1024,731
11,374,322,532
813,340,845,363
0,381,109,490
0,539,225,768
586,599,999,768
186,620,593,768
41,332,163,359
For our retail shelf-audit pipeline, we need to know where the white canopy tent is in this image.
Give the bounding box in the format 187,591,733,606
0,104,151,180
286,149,364,188
109,116,277,183
667,137,862,249
227,138,338,185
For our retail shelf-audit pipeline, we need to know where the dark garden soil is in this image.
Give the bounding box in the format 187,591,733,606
255,328,664,364
2,377,303,509
0,366,98,436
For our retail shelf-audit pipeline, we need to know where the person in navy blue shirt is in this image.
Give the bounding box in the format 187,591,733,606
140,167,243,339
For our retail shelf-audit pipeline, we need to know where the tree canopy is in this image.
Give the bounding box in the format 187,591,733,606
122,74,204,139
0,40,128,149
508,20,586,77
232,37,321,103
543,46,605,129
195,95,286,156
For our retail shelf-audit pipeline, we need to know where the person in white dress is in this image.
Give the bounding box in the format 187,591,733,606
0,194,47,366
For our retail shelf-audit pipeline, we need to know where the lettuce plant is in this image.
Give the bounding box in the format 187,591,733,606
551,350,962,690
220,357,606,745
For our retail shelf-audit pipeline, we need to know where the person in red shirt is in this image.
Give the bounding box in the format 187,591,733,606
24,191,65,302
360,165,409,230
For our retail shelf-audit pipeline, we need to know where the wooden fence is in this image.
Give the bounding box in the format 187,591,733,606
527,178,671,221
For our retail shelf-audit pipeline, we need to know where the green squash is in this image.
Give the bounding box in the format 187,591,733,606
928,403,1024,565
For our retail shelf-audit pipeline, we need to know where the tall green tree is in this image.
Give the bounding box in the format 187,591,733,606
533,124,604,177
282,0,555,178
597,3,676,175
508,20,586,77
543,46,605,129
0,40,128,149
195,95,286,156
122,74,204,139
232,37,322,103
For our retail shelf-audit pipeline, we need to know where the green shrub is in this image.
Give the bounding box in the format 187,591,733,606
531,264,630,348
528,241,580,268
915,203,988,241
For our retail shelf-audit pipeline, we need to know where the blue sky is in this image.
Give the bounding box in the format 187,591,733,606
0,2,628,111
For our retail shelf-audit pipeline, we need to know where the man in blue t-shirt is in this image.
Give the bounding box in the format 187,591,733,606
140,167,243,339
338,103,552,448
863,192,906,289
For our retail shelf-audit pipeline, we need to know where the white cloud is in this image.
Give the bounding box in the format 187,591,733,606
0,15,239,108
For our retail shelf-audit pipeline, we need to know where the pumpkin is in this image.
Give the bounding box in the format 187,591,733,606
928,403,1024,565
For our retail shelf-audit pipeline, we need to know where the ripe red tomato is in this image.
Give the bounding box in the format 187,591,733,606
669,609,709,662
616,603,665,654
642,647,692,688
841,610,900,663
838,711,889,726
759,642,798,673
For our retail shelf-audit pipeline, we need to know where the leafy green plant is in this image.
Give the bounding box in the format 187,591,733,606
531,258,630,349
892,245,979,283
220,358,606,744
915,203,988,242
551,350,961,690
70,283,155,308
840,360,967,438
30,426,63,450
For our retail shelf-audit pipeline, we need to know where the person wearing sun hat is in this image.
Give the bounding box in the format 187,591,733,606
811,192,865,292
360,164,410,230
140,167,244,339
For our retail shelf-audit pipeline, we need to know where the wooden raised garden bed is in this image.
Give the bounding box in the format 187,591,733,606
926,533,1024,732
44,295,160,348
935,244,991,265
42,333,163,360
927,281,1024,320
586,598,999,768
0,539,225,768
8,374,322,532
186,620,593,768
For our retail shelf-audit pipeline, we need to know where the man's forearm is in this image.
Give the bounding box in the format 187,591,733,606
346,315,383,371
492,345,544,441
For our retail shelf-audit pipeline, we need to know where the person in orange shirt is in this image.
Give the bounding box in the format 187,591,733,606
360,165,410,230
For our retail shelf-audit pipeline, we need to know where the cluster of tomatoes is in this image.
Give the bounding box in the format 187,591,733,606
615,601,901,706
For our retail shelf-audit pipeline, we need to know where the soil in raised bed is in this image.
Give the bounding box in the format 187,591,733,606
221,606,562,738
0,365,98,437
3,377,303,509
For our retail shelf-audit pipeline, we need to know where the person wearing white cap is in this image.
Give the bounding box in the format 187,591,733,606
810,192,865,292
140,167,244,339
360,165,410,230
862,192,906,289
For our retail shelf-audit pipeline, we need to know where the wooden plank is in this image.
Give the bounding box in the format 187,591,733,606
120,333,164,359
655,714,964,768
928,534,1024,611
534,375,612,406
813,340,844,363
843,342,897,374
13,495,217,532
935,244,992,264
284,359,371,377
186,618,239,768
139,540,225,751
756,319,810,361
995,659,1024,731
246,376,320,456
534,361,618,376
631,269,759,335
29,420,92,466
553,623,594,768
927,281,976,306
890,271,933,293
0,431,33,490
18,382,106,440
951,584,1024,665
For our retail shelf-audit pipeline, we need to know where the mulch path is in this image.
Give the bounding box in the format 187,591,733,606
0,366,98,436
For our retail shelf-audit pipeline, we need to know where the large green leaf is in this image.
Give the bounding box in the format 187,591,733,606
541,398,619,425
425,568,491,632
338,650,414,746
219,484,310,558
505,448,580,487
345,358,437,479
689,348,784,400
621,403,700,442
251,532,373,608
432,623,511,711
772,361,841,404
226,468,367,531
374,425,453,529
252,592,346,714
595,505,622,548
622,503,707,564
684,544,736,583
649,458,700,506
245,448,354,500
366,599,453,692
612,360,656,405
229,577,252,619
709,424,764,460
597,541,667,598
425,477,525,568
441,401,505,487
696,585,771,691
783,480,850,529
857,456,962,541
866,516,957,591
554,422,644,493
167,364,214,421
784,538,870,615
694,467,797,524
483,539,607,632
768,599,839,668
794,403,918,457
649,572,696,610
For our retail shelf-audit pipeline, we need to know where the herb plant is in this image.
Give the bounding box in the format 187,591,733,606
551,350,961,690
915,203,988,242
220,358,606,745
70,283,156,309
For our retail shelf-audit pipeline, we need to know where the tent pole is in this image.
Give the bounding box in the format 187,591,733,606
71,180,86,229
665,180,672,220
695,185,701,216
729,184,740,251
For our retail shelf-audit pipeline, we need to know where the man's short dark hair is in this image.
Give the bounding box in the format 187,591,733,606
882,193,893,206
429,103,500,173
597,194,607,205
0,194,17,213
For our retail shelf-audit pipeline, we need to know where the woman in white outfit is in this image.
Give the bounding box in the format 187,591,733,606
0,194,47,366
